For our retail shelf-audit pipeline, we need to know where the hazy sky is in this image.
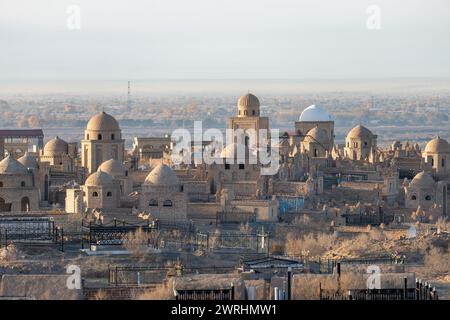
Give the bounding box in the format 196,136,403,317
1,0,449,80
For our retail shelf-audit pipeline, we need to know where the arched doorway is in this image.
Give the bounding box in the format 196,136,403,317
21,197,30,212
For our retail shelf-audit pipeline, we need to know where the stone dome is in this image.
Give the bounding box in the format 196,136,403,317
0,154,28,175
144,163,179,186
304,127,329,144
237,93,260,117
86,111,120,131
410,171,435,188
347,125,374,139
18,152,38,169
98,159,127,176
424,136,450,154
220,142,257,160
44,136,68,156
85,170,115,187
299,105,332,122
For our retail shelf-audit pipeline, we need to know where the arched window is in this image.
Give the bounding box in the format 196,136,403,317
425,195,431,201
431,158,434,166
314,149,318,157
21,181,25,187
244,110,247,116
111,134,115,140
180,185,184,192
98,134,102,140
92,192,99,197
163,200,173,207
411,195,417,200
252,110,255,116
149,199,158,207
106,191,112,197
442,158,445,167
21,197,30,212
87,134,90,140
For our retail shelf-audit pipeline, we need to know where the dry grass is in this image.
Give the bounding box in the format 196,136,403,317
123,228,150,258
137,282,174,300
285,232,337,258
423,246,450,277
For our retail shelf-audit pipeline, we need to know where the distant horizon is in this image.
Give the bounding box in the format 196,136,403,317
1,77,450,96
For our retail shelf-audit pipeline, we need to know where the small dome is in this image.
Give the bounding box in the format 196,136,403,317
44,136,68,156
299,105,332,122
220,142,257,160
86,111,120,131
424,136,450,154
18,152,38,169
0,154,28,174
237,93,260,117
98,159,127,176
304,127,329,144
85,170,114,186
144,164,179,186
347,125,374,139
410,171,435,189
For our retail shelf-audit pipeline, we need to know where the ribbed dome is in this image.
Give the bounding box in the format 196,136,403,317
44,136,68,156
304,127,329,144
0,154,28,174
424,136,450,154
410,171,435,188
98,159,127,176
18,152,38,169
237,93,260,117
144,164,179,186
347,125,374,139
85,170,114,186
299,105,332,122
86,112,120,131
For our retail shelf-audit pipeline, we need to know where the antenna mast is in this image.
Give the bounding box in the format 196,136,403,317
127,81,131,109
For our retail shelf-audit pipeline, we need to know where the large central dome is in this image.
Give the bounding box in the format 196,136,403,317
299,105,332,122
87,111,120,132
237,93,260,117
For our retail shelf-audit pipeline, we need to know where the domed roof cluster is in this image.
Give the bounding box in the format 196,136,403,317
410,171,435,188
424,136,450,154
347,125,374,139
85,170,115,187
237,93,260,117
98,159,127,176
87,111,120,132
18,152,38,169
44,136,68,156
0,155,28,175
299,105,332,122
304,126,329,144
144,163,179,186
